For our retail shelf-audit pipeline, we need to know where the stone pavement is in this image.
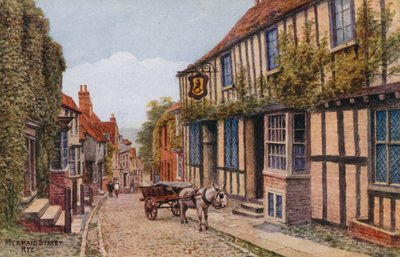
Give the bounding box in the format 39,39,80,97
185,206,371,257
98,193,259,257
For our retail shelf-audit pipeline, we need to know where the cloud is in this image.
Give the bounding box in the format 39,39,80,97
62,51,187,128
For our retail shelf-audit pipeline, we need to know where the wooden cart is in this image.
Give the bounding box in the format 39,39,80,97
139,182,192,220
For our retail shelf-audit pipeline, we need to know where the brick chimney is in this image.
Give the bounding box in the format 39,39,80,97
78,85,93,117
110,113,116,123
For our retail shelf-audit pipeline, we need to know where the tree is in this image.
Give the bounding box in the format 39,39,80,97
136,97,173,173
104,142,115,180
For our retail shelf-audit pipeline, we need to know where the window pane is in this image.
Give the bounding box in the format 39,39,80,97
336,28,344,44
294,115,305,129
342,0,351,10
390,145,400,184
268,193,274,217
343,9,352,26
231,118,238,169
390,110,400,141
336,12,343,29
267,29,278,70
224,120,232,167
276,195,282,218
335,0,342,13
344,26,353,41
222,54,232,86
295,130,305,142
376,144,387,182
376,111,387,141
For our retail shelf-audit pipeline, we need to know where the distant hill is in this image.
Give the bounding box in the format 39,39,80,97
119,127,140,148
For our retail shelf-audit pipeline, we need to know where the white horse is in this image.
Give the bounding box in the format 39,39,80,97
179,183,227,232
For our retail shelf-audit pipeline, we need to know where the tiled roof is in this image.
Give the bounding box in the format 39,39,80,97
168,102,181,113
96,121,118,145
79,114,107,142
122,139,132,145
195,0,312,65
62,93,81,113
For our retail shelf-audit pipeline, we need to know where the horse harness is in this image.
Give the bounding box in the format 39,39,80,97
182,188,224,209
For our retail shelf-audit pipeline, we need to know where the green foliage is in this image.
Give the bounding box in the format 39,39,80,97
0,0,65,227
182,68,273,122
152,109,183,166
271,1,400,109
270,23,330,109
136,97,173,172
104,142,115,180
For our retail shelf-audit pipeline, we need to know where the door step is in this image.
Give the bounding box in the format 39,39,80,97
232,200,264,218
232,208,264,218
240,202,264,213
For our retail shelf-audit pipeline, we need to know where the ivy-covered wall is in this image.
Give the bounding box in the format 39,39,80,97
152,111,182,167
0,0,65,228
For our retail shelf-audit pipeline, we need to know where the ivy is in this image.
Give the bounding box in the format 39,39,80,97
0,0,65,228
152,110,183,168
104,142,115,180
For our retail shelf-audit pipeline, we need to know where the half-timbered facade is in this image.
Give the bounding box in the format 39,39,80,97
177,0,400,246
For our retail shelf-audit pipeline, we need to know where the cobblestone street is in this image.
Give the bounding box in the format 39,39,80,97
99,193,256,257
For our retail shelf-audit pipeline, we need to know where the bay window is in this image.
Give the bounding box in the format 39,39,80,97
266,113,308,174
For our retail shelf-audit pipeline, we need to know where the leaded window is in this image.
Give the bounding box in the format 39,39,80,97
268,193,274,217
331,0,354,46
293,114,306,172
276,195,283,218
221,54,233,86
267,115,286,170
52,131,68,170
375,110,400,184
189,123,201,165
266,28,278,70
70,147,76,175
224,118,238,169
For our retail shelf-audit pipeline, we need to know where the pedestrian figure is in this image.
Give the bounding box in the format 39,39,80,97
114,178,120,198
107,180,114,197
129,177,135,194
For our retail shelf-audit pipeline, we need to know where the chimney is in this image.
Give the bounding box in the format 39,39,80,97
78,84,93,117
110,113,116,123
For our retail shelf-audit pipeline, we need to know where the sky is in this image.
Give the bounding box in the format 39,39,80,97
36,0,252,129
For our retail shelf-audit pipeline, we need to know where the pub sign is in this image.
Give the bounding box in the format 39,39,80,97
188,72,209,100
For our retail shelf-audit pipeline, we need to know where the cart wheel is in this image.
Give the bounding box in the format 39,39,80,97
144,197,158,220
171,201,180,217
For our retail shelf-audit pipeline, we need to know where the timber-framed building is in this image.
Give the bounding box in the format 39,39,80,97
177,0,400,247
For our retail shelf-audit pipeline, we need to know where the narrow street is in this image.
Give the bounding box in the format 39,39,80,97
98,193,255,257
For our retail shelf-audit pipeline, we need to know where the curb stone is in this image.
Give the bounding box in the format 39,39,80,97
79,195,108,257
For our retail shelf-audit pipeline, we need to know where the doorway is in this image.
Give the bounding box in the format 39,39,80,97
254,115,264,199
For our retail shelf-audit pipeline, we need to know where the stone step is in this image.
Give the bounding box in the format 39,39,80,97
249,198,263,206
241,202,264,213
21,198,49,220
55,211,65,227
232,208,264,218
40,205,62,226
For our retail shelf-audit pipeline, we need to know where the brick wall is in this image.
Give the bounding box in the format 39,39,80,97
286,177,311,225
264,173,311,225
49,170,70,210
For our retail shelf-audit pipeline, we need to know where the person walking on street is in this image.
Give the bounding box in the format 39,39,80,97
114,178,120,198
107,180,114,197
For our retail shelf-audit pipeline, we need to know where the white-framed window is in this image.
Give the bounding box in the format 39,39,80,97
267,114,286,171
267,190,284,220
